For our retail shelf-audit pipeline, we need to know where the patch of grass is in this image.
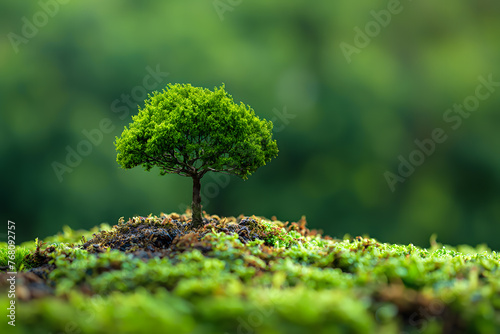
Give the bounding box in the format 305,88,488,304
0,243,33,271
1,213,500,333
45,223,111,245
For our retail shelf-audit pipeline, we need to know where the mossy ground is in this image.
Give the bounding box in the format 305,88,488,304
1,213,499,333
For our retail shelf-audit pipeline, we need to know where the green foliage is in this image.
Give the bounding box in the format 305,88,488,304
2,217,500,333
43,224,111,245
256,219,304,248
0,224,111,271
115,83,278,180
0,243,33,271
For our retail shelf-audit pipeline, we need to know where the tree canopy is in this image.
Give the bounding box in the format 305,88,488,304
115,83,278,179
115,83,278,226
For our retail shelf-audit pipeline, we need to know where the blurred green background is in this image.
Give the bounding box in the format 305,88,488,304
1,0,500,248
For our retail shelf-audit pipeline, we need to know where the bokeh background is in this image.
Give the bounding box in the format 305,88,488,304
2,0,500,248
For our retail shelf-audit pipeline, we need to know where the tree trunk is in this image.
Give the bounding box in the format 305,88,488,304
191,176,203,228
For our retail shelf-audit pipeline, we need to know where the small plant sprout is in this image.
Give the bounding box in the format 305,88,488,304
115,84,278,227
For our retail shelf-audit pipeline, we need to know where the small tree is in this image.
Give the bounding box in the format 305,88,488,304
115,84,279,227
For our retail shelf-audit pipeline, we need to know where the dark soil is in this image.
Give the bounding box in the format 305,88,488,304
81,212,318,254
1,213,319,301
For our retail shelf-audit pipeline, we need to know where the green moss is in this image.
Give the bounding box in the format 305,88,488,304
1,214,500,333
45,223,111,244
0,243,33,271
